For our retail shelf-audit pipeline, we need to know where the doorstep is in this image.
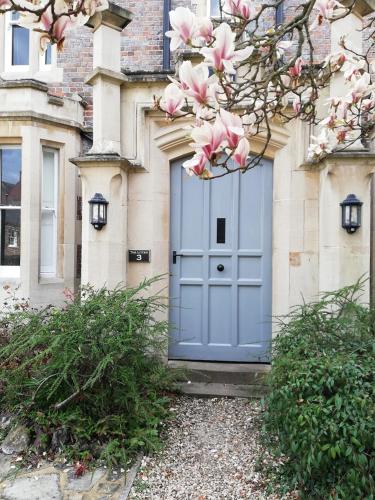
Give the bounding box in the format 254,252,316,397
168,360,271,398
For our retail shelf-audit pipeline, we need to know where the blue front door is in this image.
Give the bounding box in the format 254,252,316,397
169,158,273,362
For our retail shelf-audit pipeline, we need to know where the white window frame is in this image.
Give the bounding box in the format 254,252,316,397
207,0,226,18
4,12,30,72
0,145,21,280
39,43,57,71
40,147,59,277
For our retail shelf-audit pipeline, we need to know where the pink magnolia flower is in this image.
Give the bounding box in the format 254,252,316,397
219,109,244,149
316,0,344,18
20,7,79,49
336,130,347,143
288,57,303,78
326,97,349,120
196,17,213,43
307,129,335,161
83,0,109,16
323,52,347,72
162,83,185,116
201,23,254,74
183,152,209,177
166,7,196,51
233,137,250,168
0,0,10,9
276,40,293,59
42,11,75,48
320,113,337,129
224,0,256,20
344,59,367,82
335,101,349,120
361,98,375,112
190,118,226,159
350,73,372,104
311,0,345,29
179,61,215,107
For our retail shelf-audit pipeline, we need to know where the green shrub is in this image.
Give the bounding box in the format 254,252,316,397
263,282,375,499
0,278,174,466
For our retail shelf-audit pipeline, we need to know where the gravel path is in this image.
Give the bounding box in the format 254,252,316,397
129,396,275,500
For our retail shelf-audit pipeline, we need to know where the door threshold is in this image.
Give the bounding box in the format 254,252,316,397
168,360,271,372
168,360,270,386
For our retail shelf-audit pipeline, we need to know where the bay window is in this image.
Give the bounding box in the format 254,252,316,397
40,148,59,276
0,147,22,278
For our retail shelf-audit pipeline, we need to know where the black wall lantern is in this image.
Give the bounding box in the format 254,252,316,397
89,193,108,230
340,194,362,234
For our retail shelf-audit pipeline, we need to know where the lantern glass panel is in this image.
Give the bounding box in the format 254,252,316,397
351,205,359,225
99,204,105,221
344,205,351,225
92,204,99,223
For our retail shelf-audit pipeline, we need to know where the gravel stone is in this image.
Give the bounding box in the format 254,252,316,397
129,396,274,500
0,414,14,431
1,425,30,455
0,454,13,480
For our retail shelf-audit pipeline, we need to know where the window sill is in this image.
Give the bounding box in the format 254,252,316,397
39,276,64,285
34,67,63,84
0,278,21,286
1,69,34,81
0,67,63,84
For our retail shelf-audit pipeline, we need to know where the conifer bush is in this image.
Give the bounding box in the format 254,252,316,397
263,282,375,499
0,278,174,466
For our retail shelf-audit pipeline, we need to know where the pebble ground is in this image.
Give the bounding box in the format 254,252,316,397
129,396,276,500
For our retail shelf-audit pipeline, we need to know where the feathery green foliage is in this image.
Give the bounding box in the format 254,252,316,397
0,277,174,466
263,281,375,499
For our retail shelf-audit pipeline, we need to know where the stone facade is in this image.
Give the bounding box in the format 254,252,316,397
0,80,83,306
0,0,333,129
0,1,374,358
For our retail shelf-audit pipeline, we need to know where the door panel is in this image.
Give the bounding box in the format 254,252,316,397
169,159,273,362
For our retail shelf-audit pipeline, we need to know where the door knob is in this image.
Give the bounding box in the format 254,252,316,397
217,264,224,272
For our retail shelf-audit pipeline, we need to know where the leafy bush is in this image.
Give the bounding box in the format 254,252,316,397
0,278,174,466
263,282,375,499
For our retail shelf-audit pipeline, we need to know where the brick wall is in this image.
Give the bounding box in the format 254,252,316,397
49,0,168,126
48,0,333,128
54,26,94,125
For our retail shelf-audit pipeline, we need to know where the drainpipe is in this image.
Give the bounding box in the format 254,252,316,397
163,0,171,70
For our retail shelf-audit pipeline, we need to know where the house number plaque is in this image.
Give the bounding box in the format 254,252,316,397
128,250,151,263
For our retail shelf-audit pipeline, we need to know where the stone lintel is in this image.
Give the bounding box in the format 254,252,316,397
122,70,174,84
327,150,375,159
85,67,128,86
178,49,204,64
86,2,133,32
302,150,375,172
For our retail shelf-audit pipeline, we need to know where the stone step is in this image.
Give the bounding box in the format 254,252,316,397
168,361,270,398
175,382,268,398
